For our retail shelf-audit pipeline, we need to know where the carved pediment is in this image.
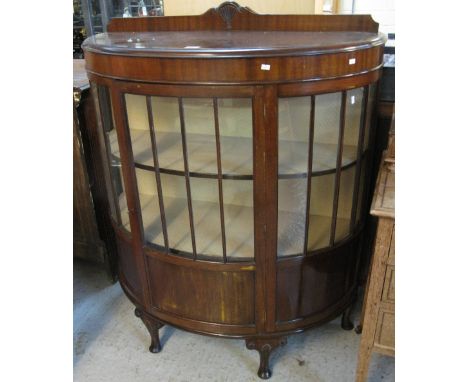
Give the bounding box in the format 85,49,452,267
210,1,257,29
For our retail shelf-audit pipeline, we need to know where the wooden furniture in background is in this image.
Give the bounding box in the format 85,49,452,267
73,60,117,278
82,2,386,379
355,122,395,381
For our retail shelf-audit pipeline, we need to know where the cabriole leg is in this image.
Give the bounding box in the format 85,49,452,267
134,308,165,353
341,304,354,330
246,337,287,379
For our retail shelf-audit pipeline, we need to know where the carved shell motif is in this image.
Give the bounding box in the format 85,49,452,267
215,1,255,29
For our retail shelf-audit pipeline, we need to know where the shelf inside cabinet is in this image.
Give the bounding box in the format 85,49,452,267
119,193,350,259
120,193,254,260
109,130,360,178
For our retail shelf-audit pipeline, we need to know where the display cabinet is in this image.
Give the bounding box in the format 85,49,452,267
83,2,385,378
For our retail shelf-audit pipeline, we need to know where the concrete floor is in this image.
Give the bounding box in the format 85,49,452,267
74,260,394,382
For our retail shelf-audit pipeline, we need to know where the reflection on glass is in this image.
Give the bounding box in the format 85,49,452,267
277,88,368,256
336,166,356,242
277,178,307,256
344,87,364,157
307,173,336,251
95,84,127,227
364,84,376,150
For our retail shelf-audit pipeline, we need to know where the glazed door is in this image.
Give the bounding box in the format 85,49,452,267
110,83,258,264
274,83,377,327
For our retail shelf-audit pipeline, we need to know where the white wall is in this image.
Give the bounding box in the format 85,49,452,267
339,0,394,34
164,1,315,16
162,0,394,35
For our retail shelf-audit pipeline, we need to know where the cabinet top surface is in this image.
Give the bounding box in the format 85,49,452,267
82,30,385,58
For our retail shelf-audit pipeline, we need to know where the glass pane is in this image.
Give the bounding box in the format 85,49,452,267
96,84,127,227
222,180,254,260
364,84,377,150
336,165,356,242
158,173,193,254
189,177,223,258
278,178,307,256
218,98,253,175
278,96,310,174
307,173,335,251
125,94,152,166
278,90,366,254
125,94,166,247
126,97,254,177
134,168,164,246
313,92,342,171
183,98,218,174
277,96,311,256
344,88,364,160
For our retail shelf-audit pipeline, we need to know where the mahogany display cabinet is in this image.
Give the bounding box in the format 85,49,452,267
82,2,386,379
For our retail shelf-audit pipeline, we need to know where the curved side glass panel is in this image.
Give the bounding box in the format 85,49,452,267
92,83,128,229
277,85,372,257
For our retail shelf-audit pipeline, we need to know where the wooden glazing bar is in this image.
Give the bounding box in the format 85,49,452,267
329,91,347,246
146,96,169,252
213,98,228,263
303,95,316,256
92,84,122,226
129,157,359,180
131,164,253,180
350,85,369,231
178,97,197,260
296,95,316,318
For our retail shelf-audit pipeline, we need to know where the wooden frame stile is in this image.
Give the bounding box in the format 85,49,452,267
252,85,267,334
263,85,279,334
